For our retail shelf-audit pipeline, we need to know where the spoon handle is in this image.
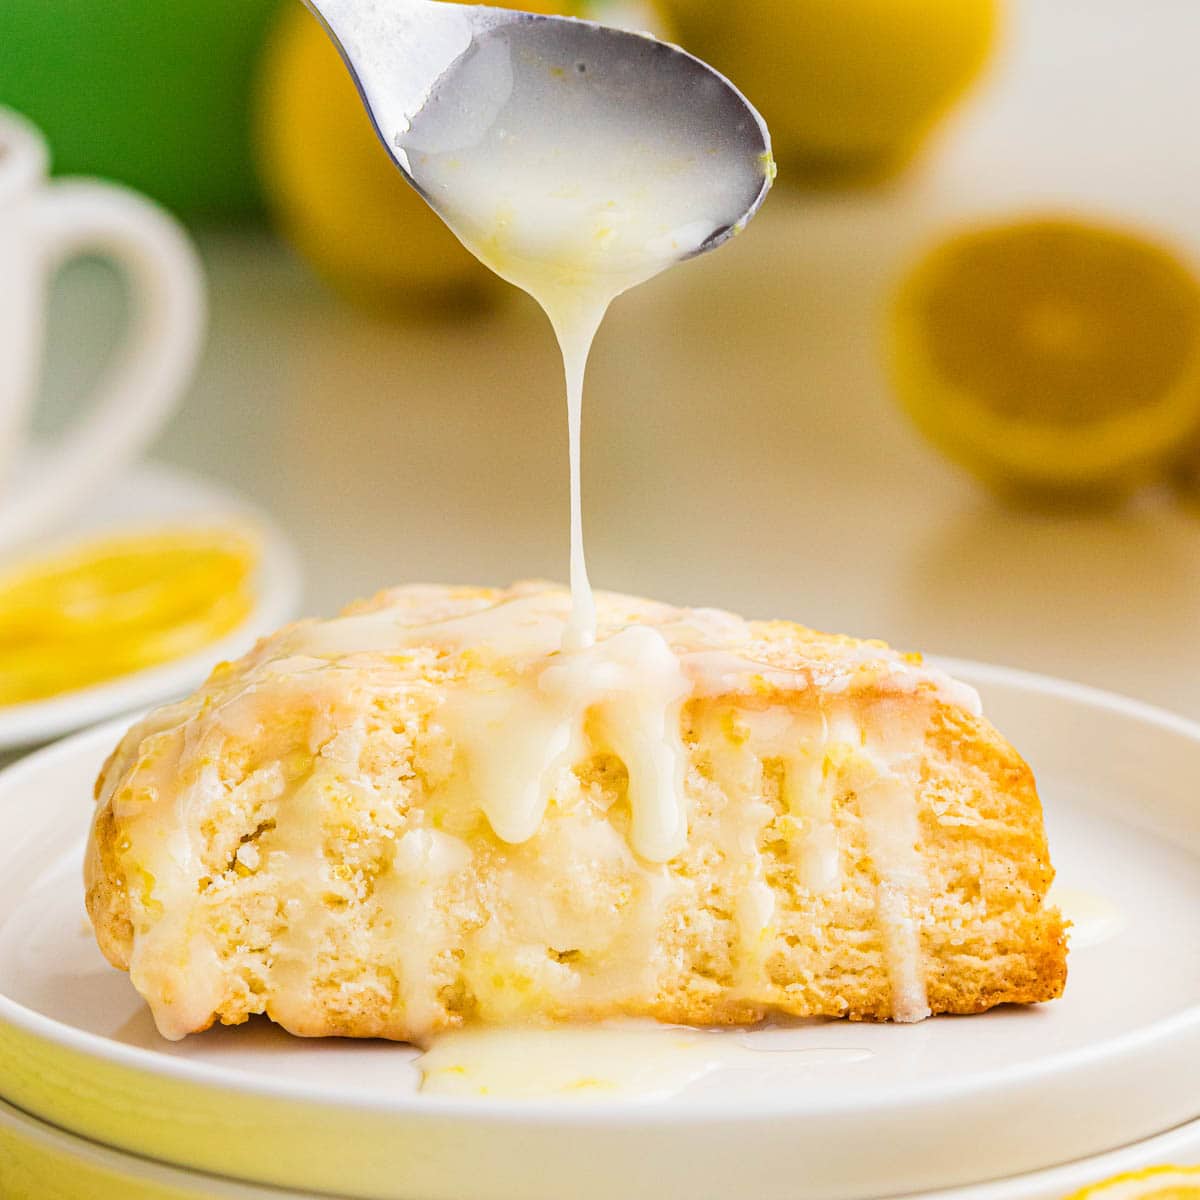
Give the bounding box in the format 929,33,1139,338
301,0,483,175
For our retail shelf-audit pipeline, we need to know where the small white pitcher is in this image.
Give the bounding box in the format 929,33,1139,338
0,106,205,554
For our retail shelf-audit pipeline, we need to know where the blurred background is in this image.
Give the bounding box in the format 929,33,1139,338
4,0,1200,727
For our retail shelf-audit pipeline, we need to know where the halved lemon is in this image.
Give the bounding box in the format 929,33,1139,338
1065,1166,1200,1200
0,527,257,706
889,217,1200,497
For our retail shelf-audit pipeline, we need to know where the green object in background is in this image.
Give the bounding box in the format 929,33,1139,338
0,0,282,218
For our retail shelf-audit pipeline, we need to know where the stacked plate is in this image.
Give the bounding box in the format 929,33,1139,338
1,664,1198,1200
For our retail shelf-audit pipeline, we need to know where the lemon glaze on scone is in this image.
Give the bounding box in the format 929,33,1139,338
85,583,1067,1042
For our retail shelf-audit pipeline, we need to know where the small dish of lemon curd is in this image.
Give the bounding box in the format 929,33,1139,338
0,526,258,710
0,474,302,751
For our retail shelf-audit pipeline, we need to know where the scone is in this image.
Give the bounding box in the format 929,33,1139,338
85,582,1067,1041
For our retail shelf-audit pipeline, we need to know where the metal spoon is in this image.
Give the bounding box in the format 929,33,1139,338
301,0,773,258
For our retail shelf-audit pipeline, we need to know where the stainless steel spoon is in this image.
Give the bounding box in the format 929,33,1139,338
301,0,773,257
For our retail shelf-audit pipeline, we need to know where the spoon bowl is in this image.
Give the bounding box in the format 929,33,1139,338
303,0,773,260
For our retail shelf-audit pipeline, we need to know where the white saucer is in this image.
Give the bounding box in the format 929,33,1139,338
0,459,302,752
3,1091,1200,1200
0,664,1198,1200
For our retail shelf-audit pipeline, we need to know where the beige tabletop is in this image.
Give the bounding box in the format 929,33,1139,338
31,0,1200,729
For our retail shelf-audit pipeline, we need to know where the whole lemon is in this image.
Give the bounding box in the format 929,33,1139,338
256,0,667,313
661,0,999,186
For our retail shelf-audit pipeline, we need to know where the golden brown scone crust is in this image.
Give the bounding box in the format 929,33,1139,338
86,583,1066,1041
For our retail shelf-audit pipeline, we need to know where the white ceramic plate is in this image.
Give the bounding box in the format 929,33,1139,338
0,459,302,751
3,1091,1200,1200
0,1093,314,1200
0,664,1198,1200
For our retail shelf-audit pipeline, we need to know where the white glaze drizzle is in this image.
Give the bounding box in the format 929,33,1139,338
557,307,604,653
417,1022,874,1101
744,707,841,895
1045,884,1127,950
830,708,933,1023
277,590,962,877
104,586,964,1035
396,25,766,650
374,828,473,1032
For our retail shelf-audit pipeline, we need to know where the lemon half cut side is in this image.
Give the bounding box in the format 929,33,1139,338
889,216,1200,498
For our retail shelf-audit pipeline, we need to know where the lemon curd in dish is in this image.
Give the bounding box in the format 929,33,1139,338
0,527,257,707
86,582,1066,1043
